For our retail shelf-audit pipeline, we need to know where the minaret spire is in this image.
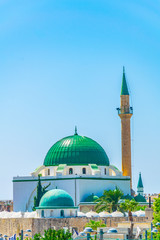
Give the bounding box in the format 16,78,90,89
117,67,133,191
121,66,129,96
137,172,144,196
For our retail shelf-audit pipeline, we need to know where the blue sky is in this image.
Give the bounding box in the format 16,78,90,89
0,0,160,199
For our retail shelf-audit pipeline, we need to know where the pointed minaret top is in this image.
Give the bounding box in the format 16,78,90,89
137,172,143,188
74,126,78,135
121,66,129,95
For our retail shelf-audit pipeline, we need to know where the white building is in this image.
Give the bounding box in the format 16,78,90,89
13,130,130,212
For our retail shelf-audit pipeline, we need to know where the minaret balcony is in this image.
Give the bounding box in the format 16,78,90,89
116,107,133,115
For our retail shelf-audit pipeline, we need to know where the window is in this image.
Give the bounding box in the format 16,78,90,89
50,210,53,217
48,169,50,175
104,168,106,175
69,168,73,175
60,210,64,217
70,210,73,216
82,168,86,174
41,210,44,218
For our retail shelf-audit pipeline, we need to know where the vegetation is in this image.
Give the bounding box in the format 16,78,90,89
32,175,50,211
119,199,138,221
31,229,72,240
153,195,160,226
119,199,138,239
85,219,106,230
95,188,123,213
135,205,147,211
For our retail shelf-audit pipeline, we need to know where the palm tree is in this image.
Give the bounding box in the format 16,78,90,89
85,220,106,230
120,199,138,239
120,199,138,221
95,188,123,213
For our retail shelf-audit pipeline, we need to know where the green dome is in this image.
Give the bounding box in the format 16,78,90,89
84,193,99,202
122,194,133,200
39,189,74,208
44,134,109,166
134,194,146,203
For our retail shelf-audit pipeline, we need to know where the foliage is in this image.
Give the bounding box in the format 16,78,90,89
85,219,106,230
90,235,97,240
120,199,138,212
95,188,123,213
33,233,42,240
119,199,138,221
32,175,51,211
153,195,160,226
32,229,72,240
135,205,147,211
144,229,160,240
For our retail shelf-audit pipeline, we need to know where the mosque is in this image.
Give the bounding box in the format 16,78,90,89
13,69,144,217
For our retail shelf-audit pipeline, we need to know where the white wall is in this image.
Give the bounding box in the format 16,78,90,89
78,178,130,202
13,175,130,212
37,165,122,177
36,208,77,218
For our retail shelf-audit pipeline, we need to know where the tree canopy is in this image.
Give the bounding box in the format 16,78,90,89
33,229,72,240
119,199,138,221
32,175,50,211
95,188,123,213
153,194,160,225
85,219,106,230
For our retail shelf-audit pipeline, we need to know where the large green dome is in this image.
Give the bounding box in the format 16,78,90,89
44,134,109,166
39,189,74,208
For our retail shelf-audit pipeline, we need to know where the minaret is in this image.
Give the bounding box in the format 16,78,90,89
117,67,133,189
137,172,144,196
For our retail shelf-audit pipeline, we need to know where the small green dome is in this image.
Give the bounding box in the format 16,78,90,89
134,194,146,203
84,193,99,202
122,194,133,200
44,134,109,166
39,189,74,208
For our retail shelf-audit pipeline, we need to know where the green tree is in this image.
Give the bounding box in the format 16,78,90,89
120,199,138,239
95,188,123,213
153,194,160,226
120,199,138,221
32,175,50,211
85,219,106,230
33,233,42,240
135,205,146,211
33,229,72,240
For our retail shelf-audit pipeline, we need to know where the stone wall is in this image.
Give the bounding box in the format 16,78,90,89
0,217,148,237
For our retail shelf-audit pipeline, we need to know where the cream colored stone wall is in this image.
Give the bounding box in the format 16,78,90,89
0,217,147,237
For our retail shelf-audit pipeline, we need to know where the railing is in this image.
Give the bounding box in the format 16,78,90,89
116,107,133,115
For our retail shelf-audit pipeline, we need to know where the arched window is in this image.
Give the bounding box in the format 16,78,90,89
41,210,44,218
104,168,106,175
70,210,73,216
48,169,50,175
69,168,73,175
60,210,64,217
82,168,86,174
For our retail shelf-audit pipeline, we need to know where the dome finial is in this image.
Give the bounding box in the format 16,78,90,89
74,126,78,135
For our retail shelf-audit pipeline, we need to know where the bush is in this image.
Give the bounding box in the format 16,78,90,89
85,219,106,230
32,229,72,240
